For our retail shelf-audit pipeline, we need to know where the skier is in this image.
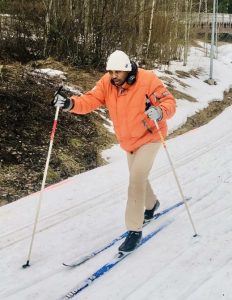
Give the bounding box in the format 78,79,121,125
52,50,176,252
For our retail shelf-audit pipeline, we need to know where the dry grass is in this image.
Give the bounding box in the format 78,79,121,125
31,57,104,92
0,60,114,205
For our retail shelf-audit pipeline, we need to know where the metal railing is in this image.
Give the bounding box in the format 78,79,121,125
192,13,232,25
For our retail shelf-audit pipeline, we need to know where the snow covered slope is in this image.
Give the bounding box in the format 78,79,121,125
1,43,232,300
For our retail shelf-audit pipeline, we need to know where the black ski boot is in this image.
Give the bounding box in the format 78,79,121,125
118,231,142,252
144,200,160,222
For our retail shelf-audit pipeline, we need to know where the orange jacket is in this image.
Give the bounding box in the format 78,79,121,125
70,68,176,152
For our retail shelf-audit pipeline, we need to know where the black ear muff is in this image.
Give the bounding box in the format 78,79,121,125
127,74,136,85
127,61,138,85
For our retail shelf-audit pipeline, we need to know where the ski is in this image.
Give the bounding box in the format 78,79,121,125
63,198,190,268
61,221,170,299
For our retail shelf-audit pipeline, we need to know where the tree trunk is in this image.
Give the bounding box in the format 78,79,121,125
83,0,90,41
204,0,208,56
183,0,189,66
146,0,156,58
137,0,145,56
43,0,53,57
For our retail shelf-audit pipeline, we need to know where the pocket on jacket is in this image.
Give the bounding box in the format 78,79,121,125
128,112,153,138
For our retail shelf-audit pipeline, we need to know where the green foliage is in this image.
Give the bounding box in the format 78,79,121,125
218,0,231,13
46,167,60,184
228,1,232,13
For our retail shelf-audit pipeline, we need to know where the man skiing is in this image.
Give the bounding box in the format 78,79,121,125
52,50,176,252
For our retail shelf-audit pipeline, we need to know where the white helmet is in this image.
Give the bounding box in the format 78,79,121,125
106,50,132,71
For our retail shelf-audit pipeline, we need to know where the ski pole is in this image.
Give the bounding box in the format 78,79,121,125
154,119,198,237
22,105,60,268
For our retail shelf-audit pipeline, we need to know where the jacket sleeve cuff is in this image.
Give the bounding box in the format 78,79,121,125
63,98,74,112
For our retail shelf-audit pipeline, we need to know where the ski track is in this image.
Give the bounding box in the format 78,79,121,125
184,258,232,300
1,102,232,298
123,231,232,300
1,217,173,300
1,127,231,250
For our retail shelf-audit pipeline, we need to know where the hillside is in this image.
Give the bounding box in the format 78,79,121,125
1,42,232,207
0,59,115,205
1,83,232,300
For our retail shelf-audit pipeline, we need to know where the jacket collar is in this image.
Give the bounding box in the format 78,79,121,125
120,81,131,90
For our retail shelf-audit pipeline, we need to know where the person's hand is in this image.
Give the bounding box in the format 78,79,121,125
145,106,163,121
51,87,73,111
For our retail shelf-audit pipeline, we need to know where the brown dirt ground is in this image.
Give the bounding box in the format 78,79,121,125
0,59,115,206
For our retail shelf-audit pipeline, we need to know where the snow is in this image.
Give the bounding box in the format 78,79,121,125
1,43,232,300
155,42,232,133
33,68,67,79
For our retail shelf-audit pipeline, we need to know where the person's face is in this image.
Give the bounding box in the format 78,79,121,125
109,70,129,86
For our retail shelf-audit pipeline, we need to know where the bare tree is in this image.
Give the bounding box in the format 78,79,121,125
0,0,200,68
183,0,193,65
137,0,145,56
146,0,156,58
43,0,53,57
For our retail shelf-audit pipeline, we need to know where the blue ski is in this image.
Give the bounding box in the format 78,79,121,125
63,198,190,268
62,221,170,299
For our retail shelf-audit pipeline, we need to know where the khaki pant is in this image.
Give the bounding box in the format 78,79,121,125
126,142,161,231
